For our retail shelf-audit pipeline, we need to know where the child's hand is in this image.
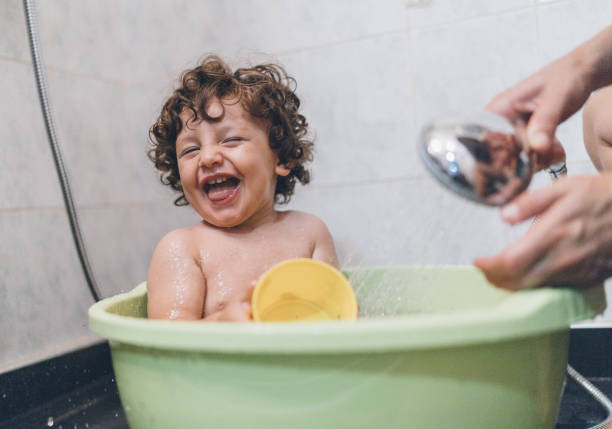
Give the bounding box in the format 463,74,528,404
213,301,252,322
205,283,256,322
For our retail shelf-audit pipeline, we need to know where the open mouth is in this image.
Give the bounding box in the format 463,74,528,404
204,176,241,203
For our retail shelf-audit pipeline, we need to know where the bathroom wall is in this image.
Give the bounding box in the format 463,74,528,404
1,0,611,373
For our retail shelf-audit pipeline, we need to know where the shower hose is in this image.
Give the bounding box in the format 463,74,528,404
23,0,101,302
22,0,611,427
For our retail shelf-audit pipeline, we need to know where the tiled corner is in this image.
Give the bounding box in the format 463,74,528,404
0,60,64,210
280,32,417,185
37,0,124,82
0,0,31,63
0,209,94,367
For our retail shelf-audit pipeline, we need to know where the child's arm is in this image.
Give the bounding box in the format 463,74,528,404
147,229,206,320
310,216,340,269
583,86,612,172
147,229,251,321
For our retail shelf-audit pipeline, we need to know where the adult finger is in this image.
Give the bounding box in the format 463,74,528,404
501,178,569,224
533,140,566,171
486,73,544,120
476,184,574,289
474,207,565,289
525,86,568,153
486,90,518,120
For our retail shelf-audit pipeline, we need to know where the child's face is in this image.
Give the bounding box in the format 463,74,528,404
176,98,289,228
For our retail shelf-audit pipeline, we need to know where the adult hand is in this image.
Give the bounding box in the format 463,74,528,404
474,174,612,290
486,25,612,160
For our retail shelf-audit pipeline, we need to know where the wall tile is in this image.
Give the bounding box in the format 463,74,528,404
411,9,540,128
124,78,184,203
287,177,526,268
538,0,612,65
118,0,410,83
37,0,124,81
0,0,31,62
280,32,419,185
0,60,64,209
79,203,200,298
199,0,411,55
118,0,220,83
556,110,593,166
568,159,598,176
407,0,535,29
0,210,94,369
48,70,134,206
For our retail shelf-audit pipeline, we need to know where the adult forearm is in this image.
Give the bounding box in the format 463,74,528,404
583,25,612,91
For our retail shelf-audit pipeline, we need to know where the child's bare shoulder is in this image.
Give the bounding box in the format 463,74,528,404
281,210,331,234
281,209,323,224
153,224,204,256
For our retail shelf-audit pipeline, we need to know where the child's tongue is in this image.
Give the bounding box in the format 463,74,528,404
207,180,238,201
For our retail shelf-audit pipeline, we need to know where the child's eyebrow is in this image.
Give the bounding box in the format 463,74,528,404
217,124,243,134
176,121,249,146
176,130,197,147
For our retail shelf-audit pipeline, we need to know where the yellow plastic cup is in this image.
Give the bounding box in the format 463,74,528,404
251,258,358,322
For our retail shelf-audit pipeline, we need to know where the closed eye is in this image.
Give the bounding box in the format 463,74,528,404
179,146,199,157
222,137,244,145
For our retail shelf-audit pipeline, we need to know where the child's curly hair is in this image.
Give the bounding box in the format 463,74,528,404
148,55,313,206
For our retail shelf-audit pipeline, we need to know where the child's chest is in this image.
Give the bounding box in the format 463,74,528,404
199,232,314,316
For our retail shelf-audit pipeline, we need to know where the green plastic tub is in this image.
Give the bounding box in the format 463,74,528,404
88,266,604,429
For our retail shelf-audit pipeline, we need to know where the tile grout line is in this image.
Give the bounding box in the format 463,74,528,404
0,200,175,213
397,4,540,36
273,26,411,58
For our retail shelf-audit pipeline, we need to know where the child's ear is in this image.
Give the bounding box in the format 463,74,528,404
275,162,291,177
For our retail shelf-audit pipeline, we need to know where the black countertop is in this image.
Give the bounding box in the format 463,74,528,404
1,328,610,429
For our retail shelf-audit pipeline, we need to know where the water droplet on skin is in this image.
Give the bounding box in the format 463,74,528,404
47,416,54,427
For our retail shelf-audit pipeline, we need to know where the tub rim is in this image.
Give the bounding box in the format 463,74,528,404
88,265,604,354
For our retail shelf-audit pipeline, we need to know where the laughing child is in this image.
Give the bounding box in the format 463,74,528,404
146,55,339,322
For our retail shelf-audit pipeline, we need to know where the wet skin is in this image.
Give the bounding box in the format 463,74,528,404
147,99,339,321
